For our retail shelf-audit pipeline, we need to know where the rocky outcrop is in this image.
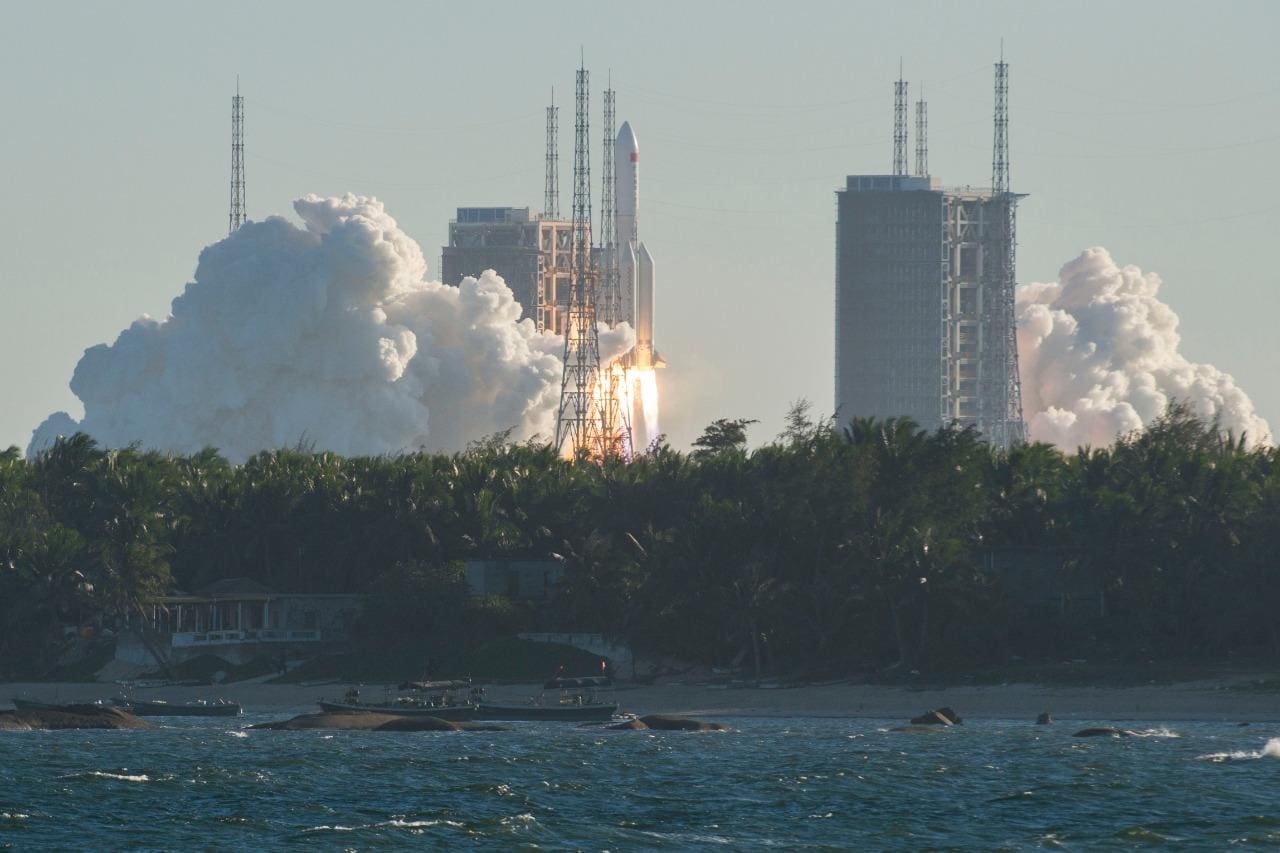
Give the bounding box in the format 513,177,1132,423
249,712,508,732
910,707,963,726
1072,726,1138,738
1036,712,1053,725
0,706,153,731
606,715,730,732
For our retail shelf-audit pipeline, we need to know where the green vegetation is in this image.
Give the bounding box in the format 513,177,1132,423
2,402,1278,679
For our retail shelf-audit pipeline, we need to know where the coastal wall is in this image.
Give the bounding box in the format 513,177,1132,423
518,632,634,672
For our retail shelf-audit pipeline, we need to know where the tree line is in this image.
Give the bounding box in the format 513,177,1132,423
2,402,1277,675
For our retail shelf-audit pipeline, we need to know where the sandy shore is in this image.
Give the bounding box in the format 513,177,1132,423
3,678,1276,723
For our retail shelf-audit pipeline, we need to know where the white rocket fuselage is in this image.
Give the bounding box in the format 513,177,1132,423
615,122,638,247
614,121,657,369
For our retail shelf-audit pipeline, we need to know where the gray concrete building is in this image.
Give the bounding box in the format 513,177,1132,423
440,207,576,335
835,174,1025,447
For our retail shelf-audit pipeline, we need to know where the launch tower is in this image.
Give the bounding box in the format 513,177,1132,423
834,58,1025,450
554,61,626,459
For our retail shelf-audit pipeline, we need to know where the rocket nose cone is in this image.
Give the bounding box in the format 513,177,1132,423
616,121,638,153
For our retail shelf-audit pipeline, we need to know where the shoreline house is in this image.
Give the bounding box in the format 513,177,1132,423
119,578,364,667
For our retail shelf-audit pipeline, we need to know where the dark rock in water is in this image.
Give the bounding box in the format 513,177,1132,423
910,707,963,726
1236,722,1251,727
607,715,730,732
373,712,506,732
249,712,508,732
890,724,949,733
0,706,152,731
1072,726,1138,738
1036,712,1053,725
640,715,730,731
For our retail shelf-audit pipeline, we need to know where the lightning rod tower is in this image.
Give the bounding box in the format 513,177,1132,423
915,90,928,176
544,88,559,219
983,48,1025,449
229,77,245,235
599,78,619,326
892,65,908,176
556,59,620,459
992,50,1009,193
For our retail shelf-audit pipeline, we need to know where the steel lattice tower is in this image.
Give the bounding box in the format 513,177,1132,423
992,55,1009,193
229,77,245,234
915,93,928,176
981,52,1026,449
544,89,559,219
555,61,623,459
598,79,632,456
599,81,619,326
893,69,908,176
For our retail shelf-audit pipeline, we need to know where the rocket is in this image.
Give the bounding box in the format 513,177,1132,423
614,121,662,369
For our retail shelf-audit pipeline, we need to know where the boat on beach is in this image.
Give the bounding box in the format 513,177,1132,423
317,683,479,721
477,675,619,722
12,696,241,717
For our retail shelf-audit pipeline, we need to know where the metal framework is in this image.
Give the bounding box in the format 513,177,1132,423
599,81,619,326
915,94,928,177
555,62,625,459
544,89,559,218
981,54,1025,449
893,72,908,176
229,77,245,234
992,56,1009,194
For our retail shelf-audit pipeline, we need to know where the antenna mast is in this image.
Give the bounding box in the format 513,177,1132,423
544,88,559,218
229,77,245,234
915,90,928,176
893,64,908,176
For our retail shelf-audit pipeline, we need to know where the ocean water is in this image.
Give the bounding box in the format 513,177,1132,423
1,716,1278,849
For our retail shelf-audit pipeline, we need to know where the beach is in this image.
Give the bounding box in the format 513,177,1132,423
5,677,1276,723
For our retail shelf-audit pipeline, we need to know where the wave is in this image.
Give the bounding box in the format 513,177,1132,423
381,819,465,829
1132,728,1181,738
1197,738,1280,762
86,771,151,782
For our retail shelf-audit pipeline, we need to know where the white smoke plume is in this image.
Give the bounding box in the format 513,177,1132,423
30,194,634,460
1017,247,1271,449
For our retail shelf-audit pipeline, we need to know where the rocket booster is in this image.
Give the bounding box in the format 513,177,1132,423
614,120,661,369
635,243,655,368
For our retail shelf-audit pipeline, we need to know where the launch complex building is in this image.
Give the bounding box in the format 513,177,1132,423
836,59,1025,450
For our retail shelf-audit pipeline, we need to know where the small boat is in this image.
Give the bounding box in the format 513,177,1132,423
316,699,476,721
476,675,619,722
128,699,242,717
317,687,477,721
11,697,83,713
475,701,619,721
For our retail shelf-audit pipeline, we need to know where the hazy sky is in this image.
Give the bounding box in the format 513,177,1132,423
2,0,1277,453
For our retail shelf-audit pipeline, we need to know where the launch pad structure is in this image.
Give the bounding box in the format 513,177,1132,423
835,57,1025,450
553,62,630,460
438,61,661,461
